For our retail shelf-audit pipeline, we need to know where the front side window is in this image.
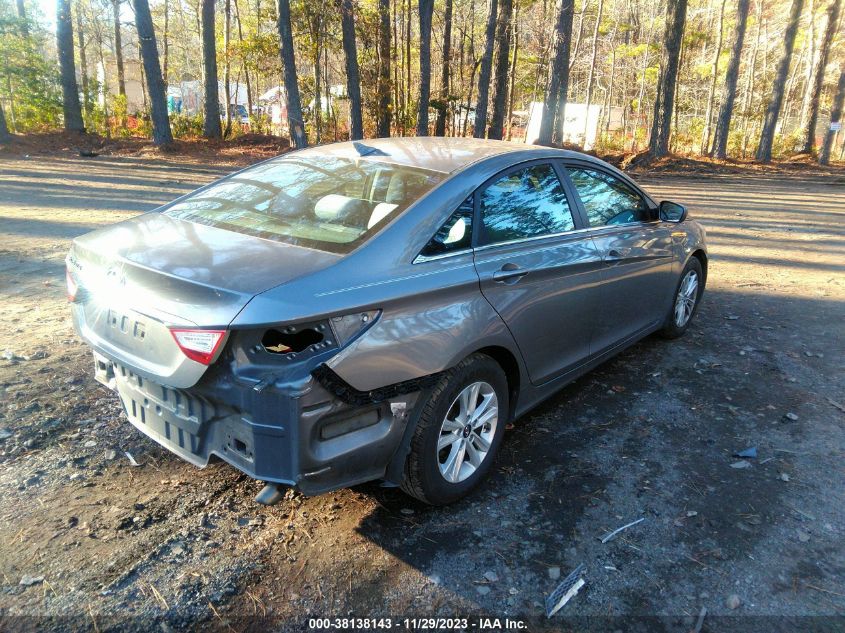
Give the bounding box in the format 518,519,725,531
420,197,473,257
567,168,649,227
165,156,444,254
479,163,575,245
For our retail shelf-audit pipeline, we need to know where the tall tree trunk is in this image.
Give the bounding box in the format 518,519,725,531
568,5,586,72
201,0,222,138
416,0,435,135
233,0,252,122
162,0,169,85
648,0,687,157
434,0,453,136
16,0,28,34
801,0,840,153
755,0,803,162
392,0,399,133
312,11,323,143
112,0,126,96
132,0,172,145
798,0,817,131
473,0,498,137
740,0,762,156
94,24,111,136
505,3,518,140
604,27,617,137
819,64,844,164
0,104,10,143
340,0,363,139
487,0,512,139
582,0,604,146
224,0,232,136
538,0,574,144
405,0,412,132
377,0,392,137
277,0,307,147
711,0,750,158
701,0,727,153
57,0,85,132
76,2,92,126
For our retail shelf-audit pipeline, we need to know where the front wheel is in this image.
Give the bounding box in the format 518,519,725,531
401,353,508,505
661,257,704,338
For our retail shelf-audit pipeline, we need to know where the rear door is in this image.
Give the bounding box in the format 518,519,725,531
472,161,605,385
564,164,677,354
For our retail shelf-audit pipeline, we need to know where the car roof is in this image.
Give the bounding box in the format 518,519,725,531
287,137,585,174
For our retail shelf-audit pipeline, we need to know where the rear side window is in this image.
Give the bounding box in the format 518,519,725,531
567,168,649,226
420,196,473,257
479,163,575,245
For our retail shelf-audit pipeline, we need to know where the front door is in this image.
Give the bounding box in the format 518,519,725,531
565,165,677,354
473,162,605,385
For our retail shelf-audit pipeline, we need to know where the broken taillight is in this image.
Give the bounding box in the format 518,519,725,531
169,329,226,365
66,269,79,302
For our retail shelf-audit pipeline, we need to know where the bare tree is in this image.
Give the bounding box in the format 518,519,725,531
0,104,10,142
537,0,575,145
801,0,841,153
57,0,85,132
417,0,435,135
223,0,232,136
277,0,307,147
340,0,363,139
582,0,604,145
700,0,727,153
434,0,453,136
112,0,126,96
16,0,28,34
132,0,173,145
648,0,687,157
473,0,498,138
377,0,391,137
711,0,751,158
76,2,93,125
487,0,512,139
755,0,804,162
819,64,844,164
201,0,222,138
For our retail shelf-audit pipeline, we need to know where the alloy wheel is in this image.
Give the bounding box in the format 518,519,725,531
437,381,499,483
674,270,699,327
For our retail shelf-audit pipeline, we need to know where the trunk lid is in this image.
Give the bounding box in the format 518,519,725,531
69,212,339,387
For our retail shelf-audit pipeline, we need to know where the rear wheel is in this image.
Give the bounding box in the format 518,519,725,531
401,354,508,505
661,257,704,338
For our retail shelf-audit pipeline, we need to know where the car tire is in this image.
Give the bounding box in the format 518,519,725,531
401,353,509,505
661,256,704,339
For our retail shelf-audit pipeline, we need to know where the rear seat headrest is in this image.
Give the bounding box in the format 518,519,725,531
368,202,398,229
314,194,367,221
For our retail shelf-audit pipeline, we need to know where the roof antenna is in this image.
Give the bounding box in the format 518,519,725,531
352,141,388,156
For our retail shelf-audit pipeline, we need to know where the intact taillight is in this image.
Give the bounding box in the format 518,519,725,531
66,268,79,302
169,329,226,365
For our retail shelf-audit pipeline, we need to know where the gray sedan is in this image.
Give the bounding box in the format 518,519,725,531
66,137,707,505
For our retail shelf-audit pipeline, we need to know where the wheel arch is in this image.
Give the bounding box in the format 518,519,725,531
690,249,708,287
383,344,524,486
474,345,521,423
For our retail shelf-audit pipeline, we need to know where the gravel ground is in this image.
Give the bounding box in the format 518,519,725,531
0,155,843,632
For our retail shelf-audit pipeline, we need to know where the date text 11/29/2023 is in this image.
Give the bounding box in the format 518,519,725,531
307,617,528,630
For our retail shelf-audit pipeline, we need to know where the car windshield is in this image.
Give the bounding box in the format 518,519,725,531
165,156,444,254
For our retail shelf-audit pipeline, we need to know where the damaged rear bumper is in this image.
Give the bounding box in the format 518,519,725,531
92,350,420,496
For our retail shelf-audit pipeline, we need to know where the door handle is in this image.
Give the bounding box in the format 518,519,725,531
606,248,631,260
492,264,530,283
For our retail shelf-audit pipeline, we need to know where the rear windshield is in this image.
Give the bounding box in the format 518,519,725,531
165,156,444,254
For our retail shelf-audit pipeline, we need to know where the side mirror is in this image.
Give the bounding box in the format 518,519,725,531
659,200,687,223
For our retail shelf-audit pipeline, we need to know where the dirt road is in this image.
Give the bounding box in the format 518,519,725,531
1,155,843,631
